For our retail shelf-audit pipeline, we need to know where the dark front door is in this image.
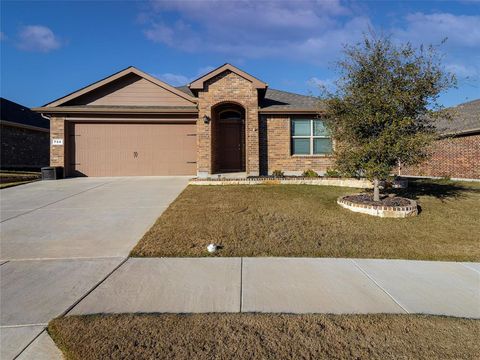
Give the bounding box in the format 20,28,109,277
219,119,244,171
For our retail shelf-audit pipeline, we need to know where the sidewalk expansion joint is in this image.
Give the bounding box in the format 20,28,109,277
351,259,410,314
13,328,47,360
4,256,126,262
14,258,129,359
239,257,243,313
1,323,48,328
1,181,109,223
461,263,480,275
62,257,129,318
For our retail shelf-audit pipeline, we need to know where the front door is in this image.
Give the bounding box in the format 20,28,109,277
219,119,244,171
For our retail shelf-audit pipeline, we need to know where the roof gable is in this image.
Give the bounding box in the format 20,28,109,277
45,67,197,107
189,63,267,90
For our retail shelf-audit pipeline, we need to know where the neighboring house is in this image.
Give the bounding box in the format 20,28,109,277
34,64,332,177
1,97,50,170
401,99,480,180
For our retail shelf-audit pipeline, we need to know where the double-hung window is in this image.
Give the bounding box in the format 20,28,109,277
291,118,332,155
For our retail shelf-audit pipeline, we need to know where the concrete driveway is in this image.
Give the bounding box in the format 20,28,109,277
1,177,188,260
0,176,188,359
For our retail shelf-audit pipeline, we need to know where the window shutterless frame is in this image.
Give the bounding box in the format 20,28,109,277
291,118,332,155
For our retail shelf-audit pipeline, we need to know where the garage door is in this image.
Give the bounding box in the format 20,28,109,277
68,122,197,176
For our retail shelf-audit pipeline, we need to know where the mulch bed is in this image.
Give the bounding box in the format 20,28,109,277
343,193,411,207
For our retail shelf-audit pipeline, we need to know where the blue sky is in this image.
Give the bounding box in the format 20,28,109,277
1,0,479,108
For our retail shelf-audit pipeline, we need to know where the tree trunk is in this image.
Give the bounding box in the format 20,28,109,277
373,178,380,202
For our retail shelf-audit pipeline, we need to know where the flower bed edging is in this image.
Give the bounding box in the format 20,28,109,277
337,195,418,218
189,177,372,189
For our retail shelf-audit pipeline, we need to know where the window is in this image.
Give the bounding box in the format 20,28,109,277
291,118,332,155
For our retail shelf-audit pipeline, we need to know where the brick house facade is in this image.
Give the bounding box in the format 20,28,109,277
401,133,480,179
260,115,334,175
1,97,50,169
34,64,478,179
401,99,480,180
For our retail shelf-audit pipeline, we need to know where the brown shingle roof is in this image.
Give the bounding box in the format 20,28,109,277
176,84,479,131
176,85,195,97
176,86,322,112
1,97,49,129
436,99,480,135
260,88,323,111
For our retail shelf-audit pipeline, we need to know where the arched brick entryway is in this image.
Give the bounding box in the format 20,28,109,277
211,103,246,173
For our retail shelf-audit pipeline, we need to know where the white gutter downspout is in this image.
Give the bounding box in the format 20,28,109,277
40,113,51,121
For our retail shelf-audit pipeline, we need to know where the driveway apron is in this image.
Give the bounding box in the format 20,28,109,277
0,177,188,359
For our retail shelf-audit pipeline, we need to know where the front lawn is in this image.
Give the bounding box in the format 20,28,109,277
49,313,480,360
131,179,480,261
0,170,40,189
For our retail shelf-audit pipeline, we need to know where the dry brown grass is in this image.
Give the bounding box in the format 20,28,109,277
131,179,480,261
48,313,480,360
0,171,40,189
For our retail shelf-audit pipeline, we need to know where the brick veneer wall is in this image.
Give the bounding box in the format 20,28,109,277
50,116,66,168
402,133,480,179
1,124,49,169
259,115,335,175
196,71,259,176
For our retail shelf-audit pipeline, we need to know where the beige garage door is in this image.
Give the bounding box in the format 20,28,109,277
69,122,197,176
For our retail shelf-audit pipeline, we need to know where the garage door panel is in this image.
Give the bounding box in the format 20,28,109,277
69,122,196,176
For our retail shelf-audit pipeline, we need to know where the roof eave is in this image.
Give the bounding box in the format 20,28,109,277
0,119,49,132
32,106,199,115
258,108,323,114
438,127,480,138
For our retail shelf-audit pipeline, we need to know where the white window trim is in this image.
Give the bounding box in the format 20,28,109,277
291,118,331,155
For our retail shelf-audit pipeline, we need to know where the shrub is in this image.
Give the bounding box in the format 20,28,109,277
271,170,285,178
325,168,341,178
302,169,319,177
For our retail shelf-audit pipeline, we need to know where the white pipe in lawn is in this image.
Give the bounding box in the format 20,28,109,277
207,244,218,253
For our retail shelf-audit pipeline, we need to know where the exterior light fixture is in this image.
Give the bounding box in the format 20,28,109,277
203,115,210,124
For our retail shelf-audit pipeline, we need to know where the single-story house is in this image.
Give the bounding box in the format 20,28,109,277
33,64,333,177
401,99,479,180
1,97,50,170
33,64,479,179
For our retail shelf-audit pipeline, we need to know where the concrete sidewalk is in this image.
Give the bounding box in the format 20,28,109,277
6,257,478,359
70,257,480,318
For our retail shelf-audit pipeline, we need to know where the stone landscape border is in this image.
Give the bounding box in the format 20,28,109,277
189,177,373,188
337,195,418,218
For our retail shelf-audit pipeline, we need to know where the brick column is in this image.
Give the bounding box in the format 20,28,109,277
246,107,260,176
196,107,212,177
50,116,65,168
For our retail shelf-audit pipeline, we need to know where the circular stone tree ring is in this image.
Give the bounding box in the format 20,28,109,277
337,194,418,218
